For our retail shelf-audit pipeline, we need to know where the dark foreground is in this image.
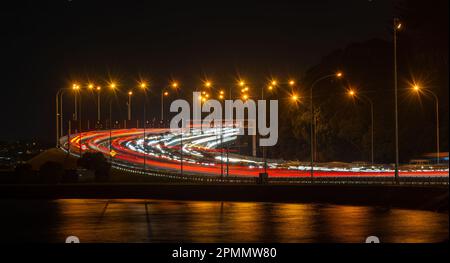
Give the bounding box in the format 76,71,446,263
0,183,448,211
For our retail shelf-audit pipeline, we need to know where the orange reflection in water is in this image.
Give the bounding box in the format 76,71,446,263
41,199,448,243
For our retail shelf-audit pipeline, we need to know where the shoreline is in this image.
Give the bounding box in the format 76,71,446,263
0,183,448,212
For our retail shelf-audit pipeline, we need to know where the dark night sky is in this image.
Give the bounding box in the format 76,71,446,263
1,0,394,142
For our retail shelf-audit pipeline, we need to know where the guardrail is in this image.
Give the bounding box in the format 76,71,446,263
112,161,449,186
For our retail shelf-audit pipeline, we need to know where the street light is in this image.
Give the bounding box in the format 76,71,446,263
72,84,80,120
73,83,86,157
96,86,101,121
393,17,402,182
127,91,133,121
139,81,149,171
347,89,375,164
161,90,169,123
348,89,355,97
261,79,278,99
309,72,343,179
411,84,440,164
56,87,71,148
107,81,118,163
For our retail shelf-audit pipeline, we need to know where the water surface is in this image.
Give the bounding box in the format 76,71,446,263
0,199,447,243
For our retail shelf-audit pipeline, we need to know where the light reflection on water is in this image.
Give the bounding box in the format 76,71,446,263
0,199,447,243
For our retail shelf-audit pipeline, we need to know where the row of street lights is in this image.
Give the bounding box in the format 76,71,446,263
56,19,442,179
56,75,441,178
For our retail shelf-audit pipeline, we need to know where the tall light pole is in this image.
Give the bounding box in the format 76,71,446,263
73,84,80,120
347,89,375,164
128,91,133,121
412,85,440,164
79,86,83,157
96,86,101,122
309,72,343,179
161,90,169,123
140,82,148,171
59,89,71,146
180,118,184,176
108,82,117,163
72,84,81,157
219,90,225,177
55,87,70,147
393,18,402,182
56,91,60,147
260,79,278,175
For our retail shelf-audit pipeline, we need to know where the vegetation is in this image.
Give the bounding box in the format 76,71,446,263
77,152,111,182
272,1,448,163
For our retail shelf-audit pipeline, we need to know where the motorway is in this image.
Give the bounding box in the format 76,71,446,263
60,128,449,178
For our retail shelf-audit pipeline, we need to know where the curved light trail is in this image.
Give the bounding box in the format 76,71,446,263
60,128,449,178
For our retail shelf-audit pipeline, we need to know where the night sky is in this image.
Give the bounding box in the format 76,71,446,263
1,0,394,142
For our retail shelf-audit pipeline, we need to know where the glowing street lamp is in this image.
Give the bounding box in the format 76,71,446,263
161,90,169,122
347,89,375,164
138,81,149,171
96,86,101,121
412,84,440,164
288,80,295,86
72,84,80,120
127,91,133,121
308,71,344,178
347,89,355,97
107,81,118,163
